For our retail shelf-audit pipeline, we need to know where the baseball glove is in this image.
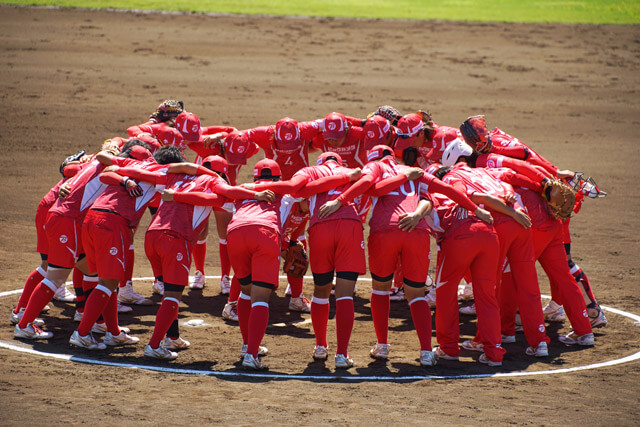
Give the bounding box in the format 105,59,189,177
368,105,403,126
149,99,184,124
282,241,308,278
542,178,576,220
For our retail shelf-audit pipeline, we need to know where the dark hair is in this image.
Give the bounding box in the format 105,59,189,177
433,166,452,180
154,145,185,164
402,147,418,166
253,169,281,183
120,138,151,156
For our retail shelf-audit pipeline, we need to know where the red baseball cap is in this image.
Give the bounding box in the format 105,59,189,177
129,133,162,153
367,144,394,162
202,155,228,175
363,115,392,149
224,131,252,165
322,112,348,141
127,145,153,161
155,126,184,148
316,151,343,166
394,113,425,150
426,162,443,176
175,112,202,142
275,117,300,142
253,158,282,180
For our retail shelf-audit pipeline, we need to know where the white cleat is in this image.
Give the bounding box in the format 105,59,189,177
289,295,311,313
370,343,390,360
117,302,133,313
104,331,140,346
53,285,76,303
69,330,106,350
334,353,354,369
459,304,477,316
420,350,437,367
284,284,292,296
220,274,231,295
240,344,268,358
501,335,516,344
242,353,266,370
479,353,502,367
118,281,153,305
164,336,191,350
189,270,205,290
144,344,178,360
10,308,45,327
152,279,164,296
433,346,459,361
91,322,108,335
461,339,484,352
543,300,566,322
14,323,53,340
73,310,83,322
425,288,437,309
525,341,549,357
559,331,594,346
457,280,474,301
221,301,239,322
312,345,329,361
389,287,405,301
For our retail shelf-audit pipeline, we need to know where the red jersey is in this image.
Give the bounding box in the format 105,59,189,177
418,124,462,167
127,122,188,152
227,192,295,239
48,157,133,219
247,121,320,180
311,126,367,168
488,128,558,176
515,187,557,229
292,162,360,229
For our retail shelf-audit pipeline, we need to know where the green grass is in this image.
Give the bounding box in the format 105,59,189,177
2,0,639,24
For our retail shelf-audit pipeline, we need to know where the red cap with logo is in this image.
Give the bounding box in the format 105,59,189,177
316,151,343,166
363,115,392,149
156,126,184,148
253,158,282,180
202,155,228,175
175,112,202,143
129,133,162,153
367,144,395,162
322,112,348,141
275,117,300,143
394,113,424,150
127,145,153,161
224,131,252,165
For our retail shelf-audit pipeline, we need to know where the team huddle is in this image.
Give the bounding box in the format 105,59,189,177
11,100,608,370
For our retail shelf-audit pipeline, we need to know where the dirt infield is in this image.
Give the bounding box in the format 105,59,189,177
1,5,639,425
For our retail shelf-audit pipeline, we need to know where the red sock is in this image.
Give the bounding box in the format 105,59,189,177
72,268,85,311
409,297,432,351
335,297,354,356
102,292,120,335
120,244,135,288
237,293,251,344
81,275,99,314
311,297,330,347
149,297,180,348
78,285,112,336
15,267,45,313
287,275,304,298
247,302,269,357
18,279,56,328
193,239,207,273
219,240,230,277
228,275,241,303
370,291,390,344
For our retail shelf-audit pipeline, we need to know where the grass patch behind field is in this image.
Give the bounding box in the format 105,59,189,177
1,0,639,24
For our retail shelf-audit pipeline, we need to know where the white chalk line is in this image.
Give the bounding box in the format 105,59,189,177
2,276,639,381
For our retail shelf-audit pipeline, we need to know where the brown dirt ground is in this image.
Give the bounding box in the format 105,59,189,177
1,5,639,425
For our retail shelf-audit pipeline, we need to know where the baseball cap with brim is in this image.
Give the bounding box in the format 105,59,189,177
156,126,183,148
395,113,424,149
322,112,347,140
224,132,251,165
127,145,153,161
275,117,300,142
367,144,395,162
317,151,343,166
363,115,391,148
175,112,202,142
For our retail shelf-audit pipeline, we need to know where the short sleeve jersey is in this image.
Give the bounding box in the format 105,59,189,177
417,124,463,167
312,126,367,168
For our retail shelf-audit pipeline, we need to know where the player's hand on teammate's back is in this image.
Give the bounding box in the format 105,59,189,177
513,209,532,228
503,193,517,205
347,168,362,181
398,212,421,232
162,188,175,202
255,190,275,203
404,167,424,180
474,207,494,224
59,183,72,199
318,199,342,219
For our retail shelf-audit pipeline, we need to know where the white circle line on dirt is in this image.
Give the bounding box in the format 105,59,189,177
2,277,639,381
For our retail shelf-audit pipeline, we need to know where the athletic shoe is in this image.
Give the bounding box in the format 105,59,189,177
73,310,83,322
164,336,191,350
10,308,45,327
220,275,231,295
104,331,140,346
559,331,595,346
289,295,311,313
312,345,329,361
242,353,266,370
525,341,549,357
117,302,133,313
501,335,516,344
370,343,390,360
543,300,566,322
589,308,607,328
479,353,502,367
457,281,474,301
42,304,50,313
189,270,205,290
515,325,524,333
221,301,239,322
118,281,153,305
240,344,269,358
462,339,484,352
425,289,436,309
91,322,107,334
285,284,292,296
53,285,76,303
420,350,437,367
144,344,178,360
152,279,164,296
515,313,522,326
14,323,53,340
389,287,405,301
459,304,476,316
69,330,106,350
433,346,459,361
334,353,354,369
